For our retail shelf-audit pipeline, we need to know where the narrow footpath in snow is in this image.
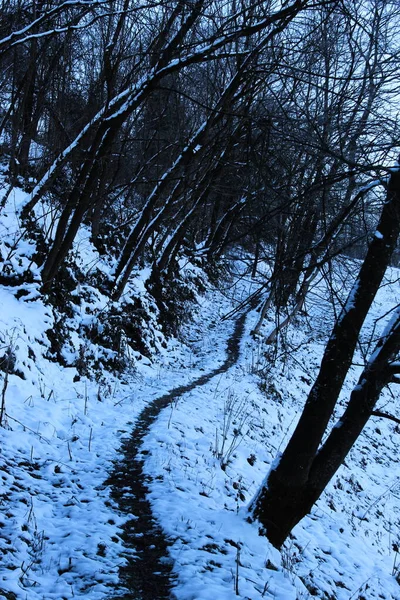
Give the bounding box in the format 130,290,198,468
107,310,248,599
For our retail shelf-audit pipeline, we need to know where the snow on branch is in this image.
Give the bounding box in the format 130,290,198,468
0,1,108,52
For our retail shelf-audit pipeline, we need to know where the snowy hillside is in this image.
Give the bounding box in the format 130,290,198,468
142,263,400,600
0,183,399,600
3,1,400,598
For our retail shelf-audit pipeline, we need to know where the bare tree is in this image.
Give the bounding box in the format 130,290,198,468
250,163,400,548
15,0,312,290
249,0,400,338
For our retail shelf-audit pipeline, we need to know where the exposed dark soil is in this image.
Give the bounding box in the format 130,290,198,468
107,310,247,599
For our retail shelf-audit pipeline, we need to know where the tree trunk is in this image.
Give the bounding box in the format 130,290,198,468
250,167,400,547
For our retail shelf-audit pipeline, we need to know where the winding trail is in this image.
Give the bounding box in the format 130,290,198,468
107,310,247,599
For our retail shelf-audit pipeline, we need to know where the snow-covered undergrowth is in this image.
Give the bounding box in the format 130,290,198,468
0,180,399,600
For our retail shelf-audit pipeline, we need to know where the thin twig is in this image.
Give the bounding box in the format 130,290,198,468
5,414,51,443
371,410,400,425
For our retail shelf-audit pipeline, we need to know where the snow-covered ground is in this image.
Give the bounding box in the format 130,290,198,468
144,263,400,600
0,184,399,599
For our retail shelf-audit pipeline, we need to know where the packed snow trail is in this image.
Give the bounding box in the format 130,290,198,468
107,310,248,599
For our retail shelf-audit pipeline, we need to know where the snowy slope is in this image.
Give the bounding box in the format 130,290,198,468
143,264,400,600
0,183,399,600
0,184,246,599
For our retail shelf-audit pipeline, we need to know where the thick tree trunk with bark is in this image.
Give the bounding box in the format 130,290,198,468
250,167,400,548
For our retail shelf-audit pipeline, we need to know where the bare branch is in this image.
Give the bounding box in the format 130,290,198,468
371,410,400,426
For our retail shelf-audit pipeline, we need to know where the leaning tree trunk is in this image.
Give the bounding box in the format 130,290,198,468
250,166,400,548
